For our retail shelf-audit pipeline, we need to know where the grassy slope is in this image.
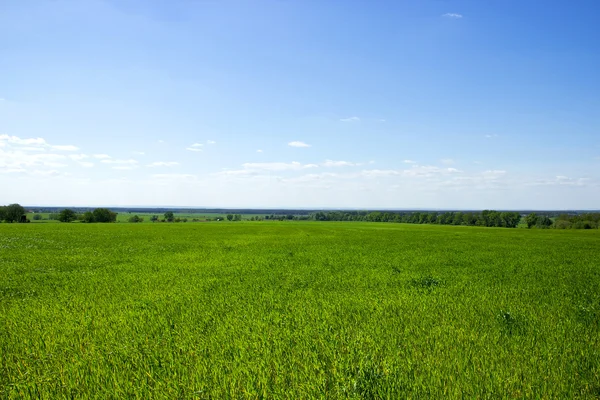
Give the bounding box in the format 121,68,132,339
1,222,599,398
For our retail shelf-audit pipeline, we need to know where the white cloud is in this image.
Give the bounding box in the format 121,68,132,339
158,140,164,143
288,141,311,148
443,13,463,18
51,145,79,151
483,170,506,176
112,166,137,171
0,135,46,146
133,151,145,155
283,172,341,184
152,173,196,180
361,165,462,179
101,159,138,165
241,161,318,171
340,116,360,122
18,147,46,152
93,154,111,159
147,161,180,167
403,160,417,164
186,143,203,152
78,162,94,168
531,175,590,187
217,169,260,176
322,160,357,167
360,169,401,178
207,140,216,145
0,134,78,151
257,149,263,153
31,169,61,177
0,147,69,172
69,154,89,161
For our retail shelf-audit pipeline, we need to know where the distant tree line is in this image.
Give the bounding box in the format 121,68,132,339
4,203,599,229
552,213,600,229
308,210,523,228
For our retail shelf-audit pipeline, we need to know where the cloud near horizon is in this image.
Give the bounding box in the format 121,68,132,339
288,141,311,148
442,13,463,18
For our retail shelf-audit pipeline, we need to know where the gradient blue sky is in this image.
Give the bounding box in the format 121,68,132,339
1,0,599,209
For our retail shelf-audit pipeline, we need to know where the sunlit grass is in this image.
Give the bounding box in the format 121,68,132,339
1,222,599,398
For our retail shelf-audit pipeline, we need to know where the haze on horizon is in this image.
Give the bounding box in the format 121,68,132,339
1,1,599,209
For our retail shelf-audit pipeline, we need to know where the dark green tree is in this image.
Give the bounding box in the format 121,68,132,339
4,204,25,223
93,208,117,223
128,215,144,223
164,211,174,222
80,211,95,223
58,209,77,223
525,213,538,229
226,214,234,221
536,216,553,229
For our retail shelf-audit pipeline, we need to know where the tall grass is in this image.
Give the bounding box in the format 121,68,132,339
1,222,599,398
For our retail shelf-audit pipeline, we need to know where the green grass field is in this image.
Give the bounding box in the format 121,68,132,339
1,222,599,398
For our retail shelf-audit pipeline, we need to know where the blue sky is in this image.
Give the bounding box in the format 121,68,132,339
1,0,599,209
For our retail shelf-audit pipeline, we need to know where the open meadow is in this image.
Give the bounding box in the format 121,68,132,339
1,222,599,398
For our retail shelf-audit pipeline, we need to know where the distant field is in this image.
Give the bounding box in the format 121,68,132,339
1,223,599,398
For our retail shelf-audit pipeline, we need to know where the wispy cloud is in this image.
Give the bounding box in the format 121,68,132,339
442,13,463,18
241,161,318,171
0,135,46,146
322,160,358,167
186,143,203,152
0,148,69,171
340,116,360,122
403,160,417,164
133,151,145,155
69,154,89,161
147,161,180,167
101,159,138,165
288,141,311,148
441,158,455,165
0,134,78,151
51,145,78,151
531,175,590,187
257,149,263,153
361,165,462,178
152,173,196,180
207,140,216,145
485,134,499,139
93,154,111,159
